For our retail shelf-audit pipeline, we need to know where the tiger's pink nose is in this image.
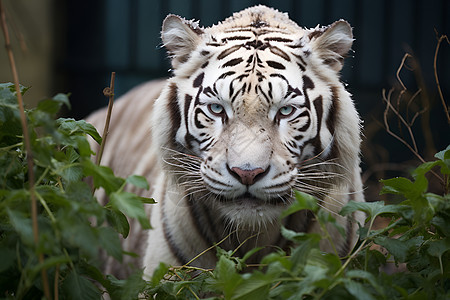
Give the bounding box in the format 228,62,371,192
230,166,267,185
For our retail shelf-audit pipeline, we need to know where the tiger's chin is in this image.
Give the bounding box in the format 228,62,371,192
214,192,290,230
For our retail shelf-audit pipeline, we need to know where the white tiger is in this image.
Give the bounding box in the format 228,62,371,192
87,5,364,278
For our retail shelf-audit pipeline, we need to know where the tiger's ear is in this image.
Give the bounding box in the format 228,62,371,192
309,20,353,72
162,15,204,68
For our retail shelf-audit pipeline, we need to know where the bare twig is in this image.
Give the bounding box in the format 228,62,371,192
434,34,450,124
0,2,51,299
382,53,443,184
383,54,423,162
96,72,116,165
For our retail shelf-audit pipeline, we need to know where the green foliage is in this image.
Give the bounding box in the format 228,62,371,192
0,83,152,299
141,146,450,300
1,81,449,299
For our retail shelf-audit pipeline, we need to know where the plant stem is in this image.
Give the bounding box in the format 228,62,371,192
96,72,116,166
434,34,450,124
0,2,51,299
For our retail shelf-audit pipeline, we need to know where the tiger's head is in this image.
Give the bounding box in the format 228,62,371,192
153,5,361,229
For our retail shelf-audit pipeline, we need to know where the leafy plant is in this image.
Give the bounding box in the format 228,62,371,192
141,146,449,299
0,83,152,299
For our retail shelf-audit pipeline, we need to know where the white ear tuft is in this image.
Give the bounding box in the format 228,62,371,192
309,20,353,72
161,15,204,68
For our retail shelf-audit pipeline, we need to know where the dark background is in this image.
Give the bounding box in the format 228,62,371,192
53,0,449,199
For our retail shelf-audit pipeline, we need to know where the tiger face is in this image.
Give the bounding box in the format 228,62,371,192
154,6,361,229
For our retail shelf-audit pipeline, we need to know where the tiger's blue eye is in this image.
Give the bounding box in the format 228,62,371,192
208,103,225,116
278,105,295,118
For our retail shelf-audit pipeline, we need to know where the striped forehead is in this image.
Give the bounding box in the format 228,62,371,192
199,34,307,106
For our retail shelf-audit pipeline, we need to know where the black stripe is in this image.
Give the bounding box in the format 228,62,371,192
184,94,194,147
312,96,324,154
267,60,285,70
270,73,288,83
167,83,181,145
326,86,340,159
161,181,189,265
269,46,291,61
222,57,243,67
218,45,241,60
218,71,236,80
257,85,271,104
221,36,251,42
293,53,308,67
302,75,315,90
188,202,218,251
340,192,355,257
193,72,205,88
264,37,293,43
194,107,206,129
203,86,216,97
200,137,216,151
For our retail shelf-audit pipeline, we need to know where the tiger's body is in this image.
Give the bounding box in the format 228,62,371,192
87,5,364,278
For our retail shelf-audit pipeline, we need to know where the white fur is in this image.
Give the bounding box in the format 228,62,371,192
87,5,365,279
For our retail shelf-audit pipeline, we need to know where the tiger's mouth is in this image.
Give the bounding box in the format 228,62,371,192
216,192,289,206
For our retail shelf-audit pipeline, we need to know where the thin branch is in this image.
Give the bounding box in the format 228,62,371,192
96,72,116,166
382,53,443,184
383,54,423,163
433,34,450,124
0,2,51,299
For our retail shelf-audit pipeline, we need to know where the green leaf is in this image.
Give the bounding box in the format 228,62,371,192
340,201,402,223
57,118,102,144
281,227,321,269
213,255,243,298
109,191,151,229
119,269,148,300
98,226,122,262
232,271,271,300
427,238,450,259
106,208,130,238
0,247,16,272
126,175,150,190
346,269,385,296
36,93,70,115
0,84,23,144
7,209,34,246
281,191,318,218
151,262,169,286
342,278,376,300
82,159,124,194
434,145,450,161
374,236,423,263
62,269,101,300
